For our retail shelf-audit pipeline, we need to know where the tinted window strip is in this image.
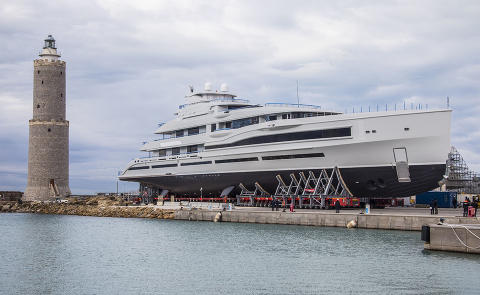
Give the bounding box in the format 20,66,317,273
128,166,150,170
152,163,178,169
206,128,351,150
215,157,259,164
180,161,212,166
262,153,325,161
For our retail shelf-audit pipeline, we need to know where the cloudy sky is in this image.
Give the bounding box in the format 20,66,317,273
1,0,479,195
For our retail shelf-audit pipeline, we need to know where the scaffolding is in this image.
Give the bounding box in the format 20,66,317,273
237,167,354,208
446,146,480,194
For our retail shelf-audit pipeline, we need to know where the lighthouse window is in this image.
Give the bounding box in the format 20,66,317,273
61,93,63,97
37,104,40,109
42,80,44,84
47,128,51,132
60,71,63,75
38,71,40,74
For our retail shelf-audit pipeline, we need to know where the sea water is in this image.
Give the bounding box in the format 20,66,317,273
0,213,479,295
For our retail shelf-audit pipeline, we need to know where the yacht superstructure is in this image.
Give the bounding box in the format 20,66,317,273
119,83,451,199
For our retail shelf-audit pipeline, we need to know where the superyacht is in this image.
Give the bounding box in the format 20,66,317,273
119,83,451,199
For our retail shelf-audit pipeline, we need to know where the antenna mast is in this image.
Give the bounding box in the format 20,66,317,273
297,80,299,107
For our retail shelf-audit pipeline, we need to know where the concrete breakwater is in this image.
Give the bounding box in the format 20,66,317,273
0,197,174,219
3,197,480,232
175,208,480,231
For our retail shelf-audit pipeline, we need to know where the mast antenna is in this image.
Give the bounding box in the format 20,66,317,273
297,80,299,107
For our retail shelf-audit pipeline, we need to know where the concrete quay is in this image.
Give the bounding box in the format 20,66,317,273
425,224,480,254
173,206,480,231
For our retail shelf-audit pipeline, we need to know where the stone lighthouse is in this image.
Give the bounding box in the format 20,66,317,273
25,35,71,201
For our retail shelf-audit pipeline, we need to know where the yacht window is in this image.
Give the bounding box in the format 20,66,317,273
293,112,305,118
176,130,184,137
188,127,199,135
232,117,259,129
262,153,325,160
172,147,180,155
225,122,232,129
215,157,259,164
206,127,351,150
282,114,291,120
158,149,166,156
181,161,212,166
268,115,277,121
152,163,177,169
128,166,150,171
187,145,198,153
211,124,217,132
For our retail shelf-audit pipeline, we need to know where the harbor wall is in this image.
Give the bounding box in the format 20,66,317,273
175,210,480,231
424,224,480,254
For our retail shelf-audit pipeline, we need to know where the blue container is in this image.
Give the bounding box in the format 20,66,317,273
415,191,457,208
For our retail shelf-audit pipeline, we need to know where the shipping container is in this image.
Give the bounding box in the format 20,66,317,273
415,191,457,208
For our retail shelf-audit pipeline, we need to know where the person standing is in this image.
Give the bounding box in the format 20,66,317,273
271,198,275,211
430,199,435,215
335,199,341,213
463,200,470,217
473,199,478,217
452,197,457,209
434,199,438,214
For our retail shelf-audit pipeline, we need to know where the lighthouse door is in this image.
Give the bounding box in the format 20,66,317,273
393,148,411,183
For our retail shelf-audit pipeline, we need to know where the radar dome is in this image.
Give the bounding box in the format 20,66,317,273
205,82,212,92
220,83,229,92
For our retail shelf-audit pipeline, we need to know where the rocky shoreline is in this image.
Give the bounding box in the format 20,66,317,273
0,196,175,219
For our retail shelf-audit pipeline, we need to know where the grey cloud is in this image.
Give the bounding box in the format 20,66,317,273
1,0,480,193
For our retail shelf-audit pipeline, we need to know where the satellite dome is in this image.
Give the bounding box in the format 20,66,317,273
205,82,212,92
220,83,229,92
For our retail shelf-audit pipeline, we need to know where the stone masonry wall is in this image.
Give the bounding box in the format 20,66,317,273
33,60,66,121
25,59,70,201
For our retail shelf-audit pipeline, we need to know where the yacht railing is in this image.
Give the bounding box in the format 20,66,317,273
220,104,262,112
211,98,250,104
265,103,322,109
178,98,251,109
344,102,430,114
213,128,231,132
135,151,204,162
150,132,206,142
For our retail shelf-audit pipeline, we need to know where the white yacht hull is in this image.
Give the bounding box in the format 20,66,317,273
119,109,451,198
